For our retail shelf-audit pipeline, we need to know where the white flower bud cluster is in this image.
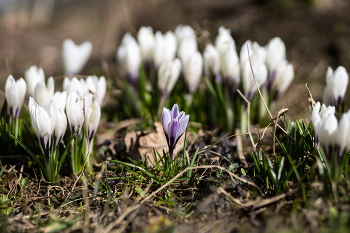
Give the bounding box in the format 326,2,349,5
118,25,295,102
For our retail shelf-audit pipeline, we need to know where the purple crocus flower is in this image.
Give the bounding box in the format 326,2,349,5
162,104,190,160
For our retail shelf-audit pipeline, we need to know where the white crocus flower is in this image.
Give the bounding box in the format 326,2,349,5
273,61,294,98
177,37,198,65
203,44,221,82
319,114,338,155
25,65,45,97
62,39,92,75
63,77,87,96
215,26,235,51
153,31,177,69
116,33,141,86
313,102,350,157
322,66,349,108
241,60,268,101
137,26,155,66
184,51,203,94
54,107,67,152
83,93,101,144
335,110,350,155
218,41,240,88
5,75,26,119
85,75,106,105
265,37,286,74
240,40,267,67
29,97,57,161
158,58,182,97
66,90,85,136
175,25,196,43
34,77,55,107
53,91,67,110
312,102,337,155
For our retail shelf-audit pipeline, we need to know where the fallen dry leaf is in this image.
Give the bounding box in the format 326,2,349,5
124,122,185,165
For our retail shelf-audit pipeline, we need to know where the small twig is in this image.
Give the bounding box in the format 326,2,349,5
235,128,248,168
273,108,289,156
218,187,243,206
305,83,316,111
236,89,256,151
247,44,273,120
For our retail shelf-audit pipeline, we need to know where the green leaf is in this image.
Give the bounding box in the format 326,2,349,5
12,136,49,180
21,176,29,189
135,187,145,198
0,165,7,178
58,127,80,175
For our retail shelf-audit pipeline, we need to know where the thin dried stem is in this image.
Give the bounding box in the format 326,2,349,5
237,89,256,151
247,44,273,120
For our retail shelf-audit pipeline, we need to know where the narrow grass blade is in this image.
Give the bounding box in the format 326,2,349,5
12,136,49,180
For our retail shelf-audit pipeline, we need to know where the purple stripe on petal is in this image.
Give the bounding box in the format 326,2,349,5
215,73,222,85
177,111,185,121
14,108,20,120
171,104,179,119
71,126,75,135
89,130,95,143
169,120,178,150
175,115,189,143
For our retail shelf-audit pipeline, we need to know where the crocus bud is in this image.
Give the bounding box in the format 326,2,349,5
54,107,67,152
137,26,155,67
184,51,203,94
177,37,197,65
116,33,141,87
158,58,182,97
63,77,87,96
203,44,221,83
34,77,55,107
53,91,67,110
5,75,26,119
322,66,348,109
29,97,57,163
240,40,267,67
83,92,101,144
162,104,190,160
62,39,92,75
218,41,240,89
66,90,84,136
335,110,350,155
215,26,235,51
265,37,286,74
25,65,45,97
153,31,177,69
312,102,338,157
273,61,294,98
241,60,268,101
85,75,106,105
175,25,196,43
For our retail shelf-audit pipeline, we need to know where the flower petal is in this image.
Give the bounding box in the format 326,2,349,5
169,119,179,150
175,114,189,144
171,104,179,119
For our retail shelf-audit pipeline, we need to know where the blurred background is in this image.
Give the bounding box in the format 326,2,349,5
0,0,350,117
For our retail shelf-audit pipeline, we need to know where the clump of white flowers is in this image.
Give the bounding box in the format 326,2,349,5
312,101,350,182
